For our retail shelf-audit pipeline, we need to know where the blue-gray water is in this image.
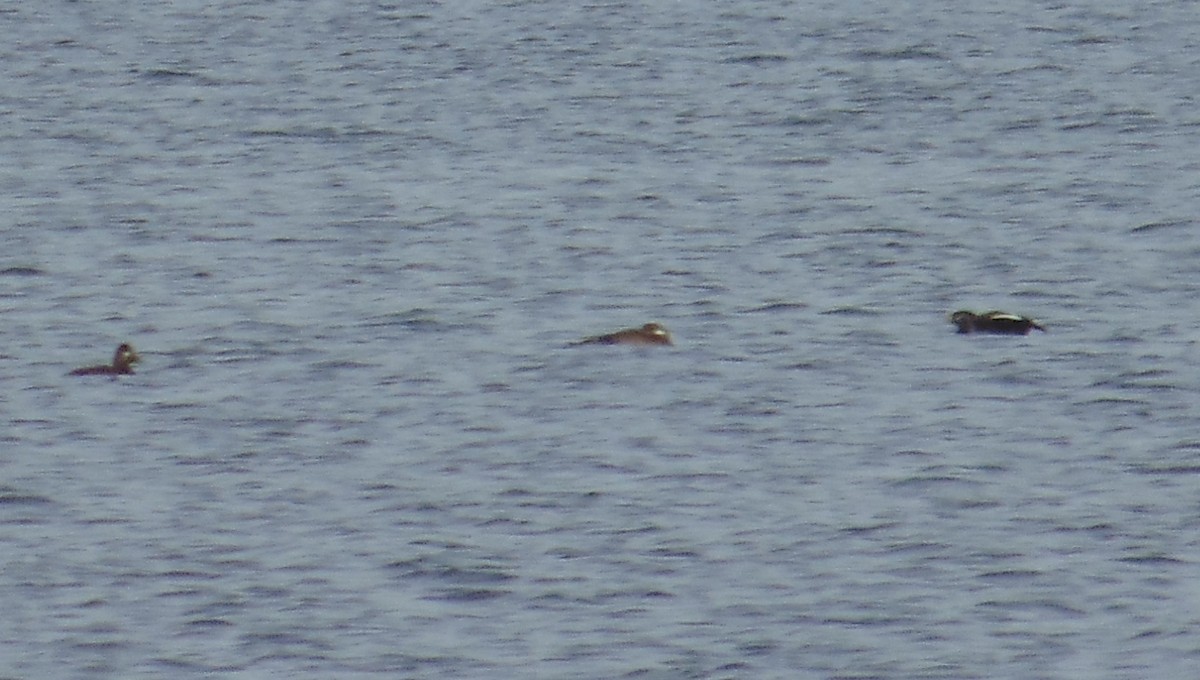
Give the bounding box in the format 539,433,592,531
3,1,1199,678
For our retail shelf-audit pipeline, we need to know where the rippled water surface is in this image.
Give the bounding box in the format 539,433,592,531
3,1,1200,678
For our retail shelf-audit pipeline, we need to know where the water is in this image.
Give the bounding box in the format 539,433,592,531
2,1,1199,677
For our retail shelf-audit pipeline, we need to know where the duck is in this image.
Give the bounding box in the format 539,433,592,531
950,310,1045,335
571,322,673,346
69,343,141,376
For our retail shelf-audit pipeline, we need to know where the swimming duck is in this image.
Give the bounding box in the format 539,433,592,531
950,310,1045,335
69,343,141,375
572,322,673,346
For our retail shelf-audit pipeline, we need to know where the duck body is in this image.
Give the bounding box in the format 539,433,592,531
951,310,1045,335
572,322,673,346
69,343,141,375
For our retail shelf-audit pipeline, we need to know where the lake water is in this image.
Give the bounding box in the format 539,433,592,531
2,1,1199,678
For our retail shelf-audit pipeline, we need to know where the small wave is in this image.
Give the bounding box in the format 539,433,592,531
0,491,53,506
1131,219,1190,234
743,301,807,313
0,266,44,276
856,45,945,61
722,54,789,65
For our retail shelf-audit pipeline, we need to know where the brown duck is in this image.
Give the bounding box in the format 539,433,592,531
69,343,141,375
950,311,1045,335
571,322,673,346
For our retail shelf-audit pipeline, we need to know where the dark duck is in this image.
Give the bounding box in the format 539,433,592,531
571,322,673,346
950,310,1045,335
69,343,141,375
